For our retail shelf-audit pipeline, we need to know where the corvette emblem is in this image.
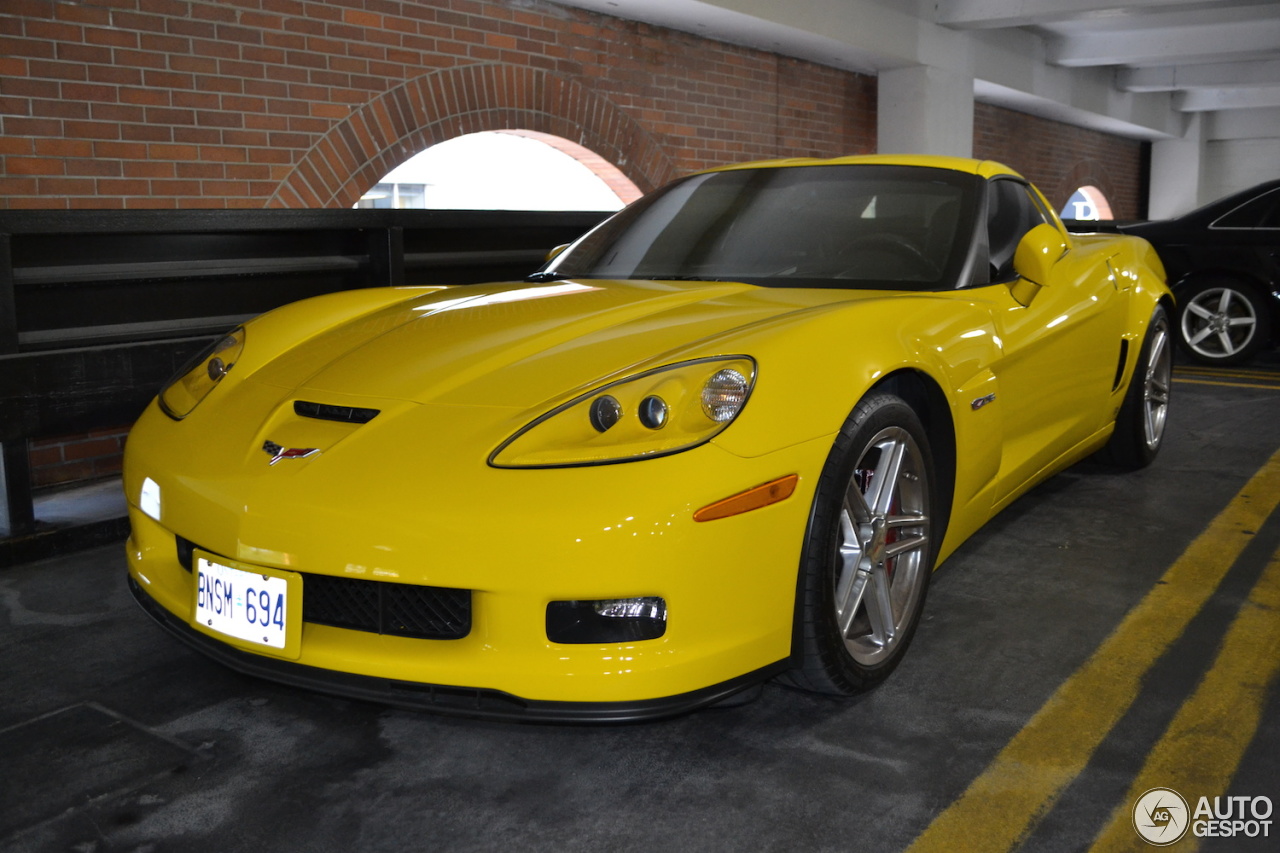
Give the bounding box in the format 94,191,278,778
262,440,320,465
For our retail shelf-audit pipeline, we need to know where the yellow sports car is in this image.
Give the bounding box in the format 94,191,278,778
124,155,1172,721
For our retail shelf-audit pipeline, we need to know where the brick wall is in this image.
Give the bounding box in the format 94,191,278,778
28,427,129,489
0,0,877,210
0,1,1144,215
973,102,1149,220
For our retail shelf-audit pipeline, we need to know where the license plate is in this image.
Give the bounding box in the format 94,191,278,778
195,557,291,650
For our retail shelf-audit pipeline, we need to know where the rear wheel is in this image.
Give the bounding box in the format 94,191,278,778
784,393,936,694
1177,280,1271,365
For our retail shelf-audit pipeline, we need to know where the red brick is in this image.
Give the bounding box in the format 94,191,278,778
112,49,167,70
120,123,172,142
93,456,124,476
8,157,65,175
176,161,225,179
28,445,63,467
90,103,146,123
172,127,222,145
147,142,199,160
87,64,142,85
124,197,179,209
92,140,148,158
84,28,138,49
33,138,92,157
342,9,382,29
61,436,122,461
33,461,95,488
123,160,175,178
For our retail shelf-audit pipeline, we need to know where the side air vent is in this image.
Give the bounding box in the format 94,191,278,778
1112,340,1130,392
294,400,380,424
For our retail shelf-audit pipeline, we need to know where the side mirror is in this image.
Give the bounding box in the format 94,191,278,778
1010,223,1069,304
545,243,571,263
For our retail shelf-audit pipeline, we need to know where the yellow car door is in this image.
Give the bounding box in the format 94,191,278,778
980,179,1127,505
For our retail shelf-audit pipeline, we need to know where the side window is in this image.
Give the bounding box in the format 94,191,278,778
1212,188,1280,229
987,179,1051,281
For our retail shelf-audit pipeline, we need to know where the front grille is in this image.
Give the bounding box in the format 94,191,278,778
303,573,471,640
174,536,470,640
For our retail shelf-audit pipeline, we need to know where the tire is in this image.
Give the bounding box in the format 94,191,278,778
1176,280,1272,365
1098,305,1173,470
783,393,937,695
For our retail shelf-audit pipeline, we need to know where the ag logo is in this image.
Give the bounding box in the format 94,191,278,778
1133,787,1190,846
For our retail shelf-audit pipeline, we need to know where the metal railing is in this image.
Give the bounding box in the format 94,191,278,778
0,208,607,544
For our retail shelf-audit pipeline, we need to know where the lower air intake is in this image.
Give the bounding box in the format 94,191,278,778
303,573,471,640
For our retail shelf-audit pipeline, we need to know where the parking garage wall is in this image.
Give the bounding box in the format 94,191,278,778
973,102,1149,221
0,0,876,209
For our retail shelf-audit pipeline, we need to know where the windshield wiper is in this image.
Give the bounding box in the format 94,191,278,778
524,270,572,282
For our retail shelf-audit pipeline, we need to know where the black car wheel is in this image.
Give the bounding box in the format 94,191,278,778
1177,280,1272,365
784,393,936,695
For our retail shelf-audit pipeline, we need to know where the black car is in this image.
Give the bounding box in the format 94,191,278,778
1120,180,1280,365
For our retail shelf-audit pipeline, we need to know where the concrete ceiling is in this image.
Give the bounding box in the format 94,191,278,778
551,0,1280,145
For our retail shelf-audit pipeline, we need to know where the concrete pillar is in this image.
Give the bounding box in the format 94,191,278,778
877,65,974,158
1149,113,1205,219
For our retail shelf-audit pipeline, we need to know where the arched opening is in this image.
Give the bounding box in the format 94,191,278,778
1060,185,1115,222
355,130,643,211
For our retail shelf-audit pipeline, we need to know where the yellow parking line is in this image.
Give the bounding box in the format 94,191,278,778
1088,544,1280,852
1173,378,1280,391
904,446,1280,853
1175,367,1280,380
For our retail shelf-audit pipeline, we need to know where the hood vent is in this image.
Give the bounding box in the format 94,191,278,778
294,400,380,424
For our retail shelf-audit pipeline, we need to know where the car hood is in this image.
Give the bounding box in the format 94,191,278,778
247,278,869,409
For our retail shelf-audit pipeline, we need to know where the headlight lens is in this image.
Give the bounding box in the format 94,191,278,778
701,368,750,421
490,356,756,468
158,328,245,419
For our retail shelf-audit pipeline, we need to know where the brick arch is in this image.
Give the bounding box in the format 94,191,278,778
269,64,675,209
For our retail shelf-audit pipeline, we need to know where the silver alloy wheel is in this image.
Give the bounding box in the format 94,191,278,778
832,426,931,666
1143,314,1173,450
1181,286,1258,360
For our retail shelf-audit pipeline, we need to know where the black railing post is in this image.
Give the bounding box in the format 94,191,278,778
367,226,405,288
1,439,36,537
0,234,17,355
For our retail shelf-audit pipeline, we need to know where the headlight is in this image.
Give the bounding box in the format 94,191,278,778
489,356,756,468
158,327,246,419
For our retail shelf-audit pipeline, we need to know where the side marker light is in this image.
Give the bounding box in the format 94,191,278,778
693,474,799,522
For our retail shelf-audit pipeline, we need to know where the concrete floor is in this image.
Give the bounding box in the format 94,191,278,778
3,359,1279,853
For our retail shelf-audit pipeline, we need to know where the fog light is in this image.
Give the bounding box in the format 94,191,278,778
547,597,667,643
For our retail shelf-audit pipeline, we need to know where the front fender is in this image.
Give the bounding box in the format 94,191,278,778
711,293,1002,462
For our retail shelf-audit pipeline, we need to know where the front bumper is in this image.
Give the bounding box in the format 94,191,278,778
129,573,787,722
124,407,832,715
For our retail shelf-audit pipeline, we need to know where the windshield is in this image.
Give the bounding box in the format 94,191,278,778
538,164,981,290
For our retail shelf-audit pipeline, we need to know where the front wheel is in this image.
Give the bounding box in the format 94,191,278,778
783,393,936,695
